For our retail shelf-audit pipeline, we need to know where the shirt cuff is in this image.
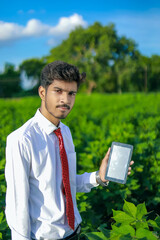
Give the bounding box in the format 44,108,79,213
11,229,30,240
89,171,99,187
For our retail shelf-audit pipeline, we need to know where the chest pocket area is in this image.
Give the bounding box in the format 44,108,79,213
67,152,76,187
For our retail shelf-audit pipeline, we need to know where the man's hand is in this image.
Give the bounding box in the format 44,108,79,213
99,148,134,183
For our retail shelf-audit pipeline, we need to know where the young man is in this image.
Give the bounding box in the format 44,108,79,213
5,61,133,240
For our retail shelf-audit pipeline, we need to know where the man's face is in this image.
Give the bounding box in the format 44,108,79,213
39,80,77,126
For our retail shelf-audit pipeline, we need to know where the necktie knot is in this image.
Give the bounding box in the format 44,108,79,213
54,128,61,137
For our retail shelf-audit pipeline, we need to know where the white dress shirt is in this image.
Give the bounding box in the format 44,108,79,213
5,109,98,240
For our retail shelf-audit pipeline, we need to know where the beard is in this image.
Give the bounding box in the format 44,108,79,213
45,101,71,120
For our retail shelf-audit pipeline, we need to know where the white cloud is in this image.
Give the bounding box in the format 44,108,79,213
22,19,50,37
49,13,87,36
0,21,23,41
0,13,87,45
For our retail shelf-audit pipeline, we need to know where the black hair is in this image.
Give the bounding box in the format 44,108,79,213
40,60,86,89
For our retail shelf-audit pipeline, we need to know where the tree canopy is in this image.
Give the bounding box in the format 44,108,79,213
0,22,160,97
0,63,21,97
46,22,141,93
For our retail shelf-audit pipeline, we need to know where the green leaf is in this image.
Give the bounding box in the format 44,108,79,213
79,201,88,212
0,159,5,170
148,220,158,228
0,212,3,223
155,216,160,227
84,232,107,240
123,200,137,218
0,221,7,231
136,228,158,240
0,184,6,193
0,232,2,240
148,219,160,232
112,212,135,224
0,174,5,181
110,232,121,240
112,210,124,217
136,202,147,220
119,235,133,240
112,224,135,237
135,220,149,230
98,224,110,238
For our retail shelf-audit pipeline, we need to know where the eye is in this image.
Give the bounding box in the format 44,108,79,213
69,92,76,96
55,89,62,93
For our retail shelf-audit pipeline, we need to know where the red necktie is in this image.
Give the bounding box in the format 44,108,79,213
54,128,75,230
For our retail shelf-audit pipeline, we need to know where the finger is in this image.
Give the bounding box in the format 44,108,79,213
99,148,111,181
105,147,111,158
101,148,110,166
128,165,133,175
130,161,134,166
102,148,111,164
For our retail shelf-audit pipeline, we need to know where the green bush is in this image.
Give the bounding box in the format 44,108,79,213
0,93,160,238
82,200,160,239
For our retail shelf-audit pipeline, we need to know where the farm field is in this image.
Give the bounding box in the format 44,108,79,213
0,93,160,239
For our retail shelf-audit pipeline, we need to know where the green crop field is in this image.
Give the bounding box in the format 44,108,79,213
0,93,160,239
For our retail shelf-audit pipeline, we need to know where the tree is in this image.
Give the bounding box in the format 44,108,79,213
149,55,160,91
46,22,140,93
0,63,21,97
2,22,157,96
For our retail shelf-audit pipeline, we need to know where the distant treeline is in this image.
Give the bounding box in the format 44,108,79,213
0,22,160,97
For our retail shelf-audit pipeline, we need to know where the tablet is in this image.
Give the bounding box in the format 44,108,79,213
105,142,133,184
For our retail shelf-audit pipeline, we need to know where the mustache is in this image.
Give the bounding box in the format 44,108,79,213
56,104,70,110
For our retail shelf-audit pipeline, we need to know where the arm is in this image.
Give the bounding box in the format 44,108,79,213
76,172,98,193
76,148,134,192
5,134,31,240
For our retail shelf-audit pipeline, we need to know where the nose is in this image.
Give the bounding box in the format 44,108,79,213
60,92,70,104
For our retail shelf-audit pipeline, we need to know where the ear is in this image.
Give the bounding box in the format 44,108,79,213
38,86,46,101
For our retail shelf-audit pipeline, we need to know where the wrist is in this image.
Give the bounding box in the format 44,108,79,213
96,171,109,187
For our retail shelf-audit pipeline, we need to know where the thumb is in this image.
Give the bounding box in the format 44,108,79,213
99,147,111,182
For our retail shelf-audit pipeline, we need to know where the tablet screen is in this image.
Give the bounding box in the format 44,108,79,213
105,142,133,184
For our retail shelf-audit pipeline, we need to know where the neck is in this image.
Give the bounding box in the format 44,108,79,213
39,105,60,127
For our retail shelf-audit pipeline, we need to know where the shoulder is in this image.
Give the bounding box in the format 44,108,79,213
6,116,36,147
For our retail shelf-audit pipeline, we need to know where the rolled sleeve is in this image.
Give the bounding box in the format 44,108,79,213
76,171,99,193
89,171,99,186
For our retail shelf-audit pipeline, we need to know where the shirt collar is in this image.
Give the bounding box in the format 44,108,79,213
34,109,62,135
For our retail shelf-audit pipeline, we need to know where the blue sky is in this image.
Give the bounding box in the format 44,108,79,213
0,0,160,72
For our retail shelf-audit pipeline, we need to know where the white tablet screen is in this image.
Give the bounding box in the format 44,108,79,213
107,145,131,180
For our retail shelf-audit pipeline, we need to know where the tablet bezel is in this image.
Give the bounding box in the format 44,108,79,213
105,142,133,184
